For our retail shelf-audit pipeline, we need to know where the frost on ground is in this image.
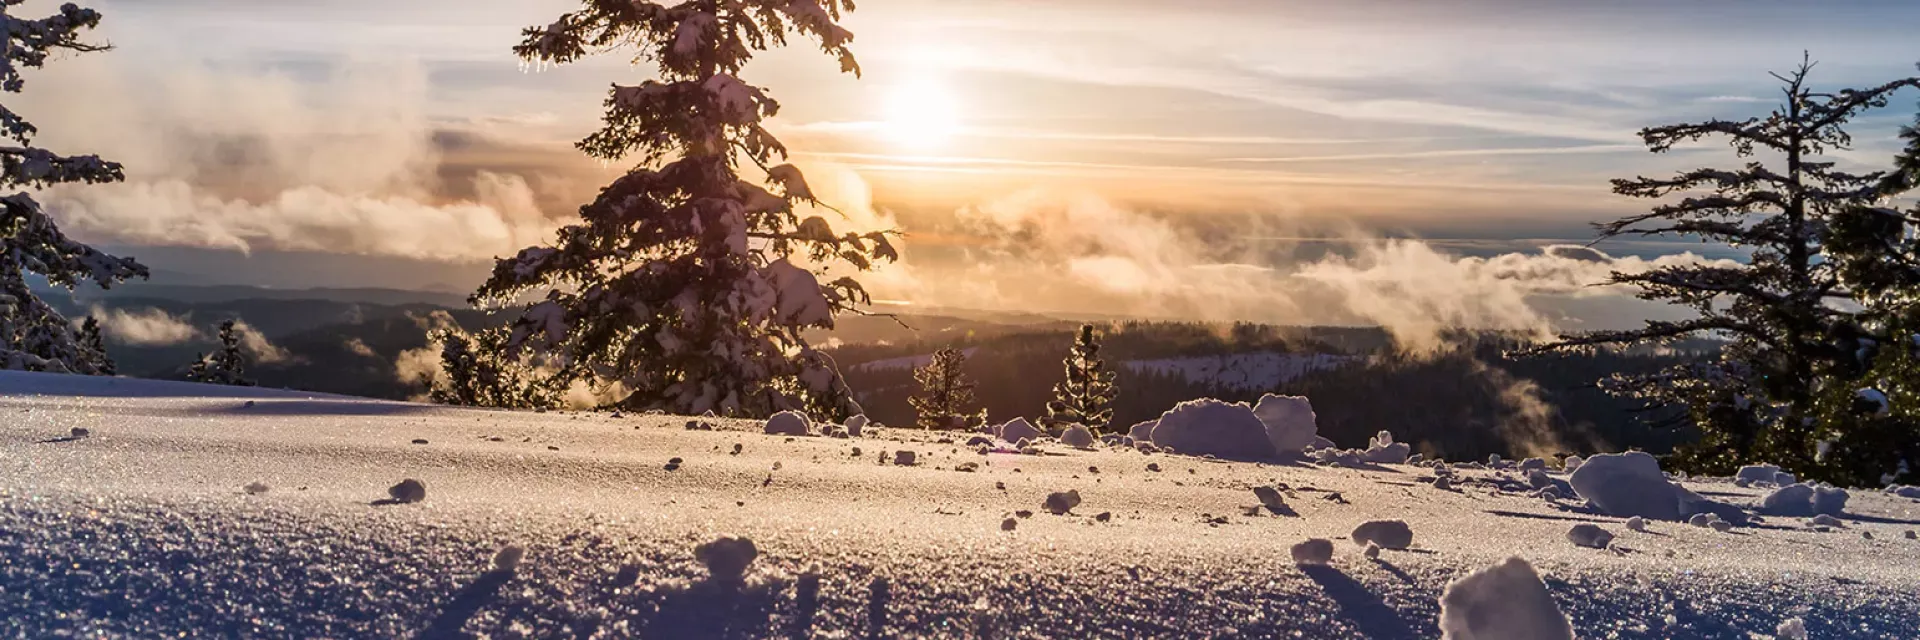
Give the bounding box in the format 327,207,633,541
4,371,1919,638
1438,557,1575,640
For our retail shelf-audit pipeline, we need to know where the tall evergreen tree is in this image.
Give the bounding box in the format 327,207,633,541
909,348,982,430
430,326,562,410
473,0,894,421
1528,57,1920,480
187,320,254,387
0,3,148,373
1044,324,1117,433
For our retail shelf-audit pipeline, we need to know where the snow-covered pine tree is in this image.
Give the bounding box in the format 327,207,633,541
0,3,148,374
473,0,894,421
1527,57,1920,480
187,320,255,387
429,326,562,410
1044,324,1117,433
76,315,111,375
909,347,983,431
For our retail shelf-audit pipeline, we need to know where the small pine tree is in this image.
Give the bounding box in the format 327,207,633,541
76,315,112,375
0,3,149,374
429,326,562,410
1044,324,1117,433
472,0,893,421
187,320,254,387
909,348,983,430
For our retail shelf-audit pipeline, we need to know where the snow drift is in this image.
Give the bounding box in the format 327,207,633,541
1568,452,1743,523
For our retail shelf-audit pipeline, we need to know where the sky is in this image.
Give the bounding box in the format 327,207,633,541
16,0,1920,333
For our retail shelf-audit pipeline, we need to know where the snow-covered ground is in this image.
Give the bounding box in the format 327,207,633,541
1123,352,1356,391
3,370,1918,638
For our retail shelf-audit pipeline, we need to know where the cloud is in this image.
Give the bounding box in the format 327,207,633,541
85,306,200,346
230,320,290,364
17,49,585,261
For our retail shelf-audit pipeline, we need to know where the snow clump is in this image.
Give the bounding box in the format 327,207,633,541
1438,557,1574,640
1566,524,1613,549
1363,430,1411,464
695,536,758,582
387,479,427,504
765,411,812,436
1760,483,1848,517
1252,394,1318,456
244,481,270,495
1887,485,1920,500
1562,455,1583,473
1044,490,1082,515
1350,520,1413,550
1775,617,1808,640
1150,399,1277,461
1252,486,1287,513
844,414,868,437
1625,516,1646,532
1127,420,1157,441
1568,452,1742,523
493,545,526,572
1061,424,1096,449
1737,463,1795,486
1290,538,1334,565
999,418,1043,444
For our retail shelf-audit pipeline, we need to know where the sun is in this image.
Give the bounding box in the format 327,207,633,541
880,78,961,149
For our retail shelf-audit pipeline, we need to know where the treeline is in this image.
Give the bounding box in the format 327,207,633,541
832,322,1710,459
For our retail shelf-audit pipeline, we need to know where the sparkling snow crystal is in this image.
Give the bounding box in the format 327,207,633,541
1438,557,1574,640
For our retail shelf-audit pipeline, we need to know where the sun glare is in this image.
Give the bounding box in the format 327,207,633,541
881,79,961,149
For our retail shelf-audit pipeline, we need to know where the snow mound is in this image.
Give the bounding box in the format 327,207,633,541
1350,520,1413,550
1252,394,1318,455
1562,455,1583,473
1363,430,1411,464
1889,485,1920,500
1149,399,1278,461
1438,557,1575,640
1253,486,1287,513
1568,452,1741,523
1760,483,1848,517
1626,516,1646,532
1290,538,1333,565
844,414,868,437
493,545,526,572
1126,420,1157,441
1519,458,1547,472
1061,424,1095,449
998,418,1043,444
765,411,811,436
1567,523,1613,549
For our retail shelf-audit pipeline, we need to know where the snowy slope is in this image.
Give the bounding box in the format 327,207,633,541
847,348,980,372
1123,352,1356,391
3,370,1918,638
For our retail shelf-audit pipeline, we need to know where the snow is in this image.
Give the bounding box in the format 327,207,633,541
1123,352,1352,393
1126,419,1156,441
1737,464,1794,486
844,414,868,437
763,259,834,328
1251,393,1319,454
1060,424,1095,449
492,545,526,572
1761,483,1848,517
1364,430,1411,464
1290,539,1333,565
1890,485,1920,500
1567,524,1614,549
4,371,1920,637
1776,617,1808,640
1563,455,1583,473
1857,388,1891,416
848,348,980,372
1351,520,1414,550
694,536,757,582
1438,557,1575,640
764,410,812,436
1044,490,1081,515
1568,452,1739,523
387,479,427,504
1626,516,1646,532
997,417,1042,444
1149,398,1278,461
